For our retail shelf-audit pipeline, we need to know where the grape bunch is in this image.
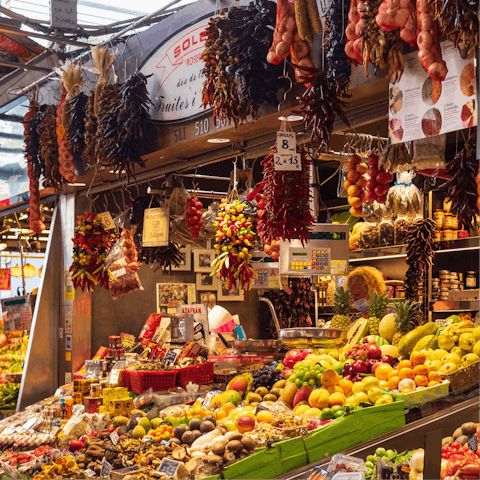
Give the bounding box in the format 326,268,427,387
288,361,326,389
251,365,282,390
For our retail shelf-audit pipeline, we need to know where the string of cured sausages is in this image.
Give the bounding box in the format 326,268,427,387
24,98,45,234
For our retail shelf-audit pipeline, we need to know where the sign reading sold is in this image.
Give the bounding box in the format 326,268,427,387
141,17,211,123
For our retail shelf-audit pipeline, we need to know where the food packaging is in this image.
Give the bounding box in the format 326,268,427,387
358,222,379,249
385,171,423,218
378,217,394,247
327,454,367,474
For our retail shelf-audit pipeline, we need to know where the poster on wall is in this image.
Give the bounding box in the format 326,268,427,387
157,283,196,315
0,269,11,291
1,295,33,332
389,41,476,143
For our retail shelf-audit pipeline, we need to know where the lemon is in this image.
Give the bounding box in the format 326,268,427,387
381,394,394,404
367,387,382,403
362,377,380,392
353,392,369,405
375,397,388,406
352,383,365,394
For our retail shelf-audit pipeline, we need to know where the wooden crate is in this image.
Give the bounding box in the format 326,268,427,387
441,361,479,395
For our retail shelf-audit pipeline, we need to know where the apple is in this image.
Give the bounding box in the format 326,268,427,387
366,344,382,359
237,416,256,433
362,337,375,344
0,334,7,349
352,359,368,375
343,363,353,376
368,166,379,178
367,154,379,166
343,375,352,381
366,179,378,190
69,439,84,452
376,171,390,185
365,358,379,373
381,355,395,365
352,374,364,383
374,184,387,196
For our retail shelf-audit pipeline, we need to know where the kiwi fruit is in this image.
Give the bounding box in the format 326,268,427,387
203,414,217,425
263,394,277,402
181,431,196,445
255,387,269,397
200,420,215,433
270,388,280,398
173,425,188,439
189,418,202,431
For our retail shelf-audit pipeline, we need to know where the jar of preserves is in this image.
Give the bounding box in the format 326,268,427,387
465,271,478,289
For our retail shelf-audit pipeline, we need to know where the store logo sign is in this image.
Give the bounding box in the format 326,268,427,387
141,18,211,123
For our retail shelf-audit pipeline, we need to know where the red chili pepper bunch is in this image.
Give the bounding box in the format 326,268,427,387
211,198,258,292
257,145,314,244
69,212,117,292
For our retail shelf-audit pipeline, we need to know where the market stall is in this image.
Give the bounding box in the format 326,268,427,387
0,0,475,477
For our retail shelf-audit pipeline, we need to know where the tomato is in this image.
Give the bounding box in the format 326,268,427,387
442,446,449,454
451,442,461,450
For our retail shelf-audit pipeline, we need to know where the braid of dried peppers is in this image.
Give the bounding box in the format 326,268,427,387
257,145,313,244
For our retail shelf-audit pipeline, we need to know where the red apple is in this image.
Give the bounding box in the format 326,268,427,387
343,375,352,381
352,359,368,375
376,172,390,185
0,334,7,349
343,363,353,376
381,355,395,365
366,179,378,190
368,166,379,178
374,184,386,196
237,416,256,433
365,358,379,373
69,440,84,452
367,154,379,166
366,343,382,359
352,374,364,383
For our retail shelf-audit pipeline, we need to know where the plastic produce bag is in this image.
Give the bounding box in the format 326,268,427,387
106,228,143,300
358,222,379,249
337,159,349,198
168,187,190,217
385,171,423,218
412,135,446,170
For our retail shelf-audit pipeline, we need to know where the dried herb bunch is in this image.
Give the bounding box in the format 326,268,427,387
264,278,314,335
67,92,88,155
129,196,183,271
201,0,288,127
39,105,63,189
442,127,478,231
404,218,439,301
83,94,97,167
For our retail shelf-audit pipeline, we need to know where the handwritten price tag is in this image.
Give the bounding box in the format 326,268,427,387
276,131,296,153
274,153,302,171
110,430,119,446
97,212,115,230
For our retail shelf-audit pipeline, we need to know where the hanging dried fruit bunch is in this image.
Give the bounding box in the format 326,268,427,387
404,218,439,301
201,0,289,127
442,128,478,231
129,196,184,271
102,73,152,179
59,59,83,130
212,199,257,292
69,212,117,291
258,144,313,244
39,105,64,190
298,71,349,150
24,97,45,234
66,92,88,155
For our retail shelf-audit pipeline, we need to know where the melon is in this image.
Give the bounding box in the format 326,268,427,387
379,313,397,343
365,335,390,346
380,345,399,358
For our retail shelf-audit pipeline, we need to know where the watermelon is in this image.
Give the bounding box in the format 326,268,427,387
364,335,390,346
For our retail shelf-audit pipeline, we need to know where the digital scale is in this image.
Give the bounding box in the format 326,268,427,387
250,252,280,289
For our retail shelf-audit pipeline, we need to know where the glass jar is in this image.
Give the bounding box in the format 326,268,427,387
465,271,478,289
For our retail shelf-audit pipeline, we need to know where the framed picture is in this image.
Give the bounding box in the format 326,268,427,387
196,272,218,290
156,283,196,315
200,292,217,309
172,245,192,271
194,249,215,273
217,283,244,301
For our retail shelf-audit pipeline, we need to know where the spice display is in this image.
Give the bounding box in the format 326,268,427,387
24,98,45,234
298,71,349,150
212,199,257,292
130,196,183,270
442,128,478,232
201,1,288,127
69,212,117,291
416,0,448,81
102,73,152,179
326,0,352,97
184,197,204,240
257,144,313,244
66,92,88,156
56,88,77,184
39,105,63,190
434,0,478,58
404,218,439,301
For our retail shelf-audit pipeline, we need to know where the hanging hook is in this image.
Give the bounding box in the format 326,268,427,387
103,194,109,212
278,59,293,113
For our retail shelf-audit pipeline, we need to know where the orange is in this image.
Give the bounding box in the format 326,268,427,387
387,376,400,390
375,364,393,381
327,386,344,395
329,392,346,407
414,375,428,387
256,411,274,423
410,351,427,366
338,379,353,397
398,368,415,380
222,402,236,414
388,369,399,379
216,410,227,420
400,387,414,394
428,371,442,382
397,360,413,370
154,436,161,443
321,370,340,388
427,380,440,387
413,364,429,376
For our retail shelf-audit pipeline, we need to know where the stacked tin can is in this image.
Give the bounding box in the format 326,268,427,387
432,270,464,301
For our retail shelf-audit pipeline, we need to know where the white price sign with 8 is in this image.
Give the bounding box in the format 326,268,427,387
276,131,296,153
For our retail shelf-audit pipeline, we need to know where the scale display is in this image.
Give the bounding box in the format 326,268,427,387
289,249,331,273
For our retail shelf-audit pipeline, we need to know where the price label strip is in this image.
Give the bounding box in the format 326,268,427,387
275,131,302,171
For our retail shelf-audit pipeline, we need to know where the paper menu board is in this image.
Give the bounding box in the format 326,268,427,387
389,41,476,143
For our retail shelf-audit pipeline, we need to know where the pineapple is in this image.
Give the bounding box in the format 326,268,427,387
392,300,418,346
368,292,389,335
331,287,353,330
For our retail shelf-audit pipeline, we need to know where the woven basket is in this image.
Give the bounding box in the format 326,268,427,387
441,361,479,395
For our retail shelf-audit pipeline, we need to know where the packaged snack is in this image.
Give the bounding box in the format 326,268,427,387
138,313,163,347
328,454,367,474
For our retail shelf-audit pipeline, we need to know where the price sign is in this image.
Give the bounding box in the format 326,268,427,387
274,153,302,171
142,207,170,247
164,350,178,367
276,131,296,153
158,458,181,477
100,460,112,478
160,440,170,446
142,435,154,443
85,469,96,478
110,430,119,445
98,212,115,230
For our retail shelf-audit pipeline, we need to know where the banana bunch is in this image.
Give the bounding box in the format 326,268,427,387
442,320,479,337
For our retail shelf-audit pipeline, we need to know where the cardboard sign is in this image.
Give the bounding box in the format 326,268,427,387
275,131,301,171
50,0,77,29
176,304,210,345
100,460,112,478
157,458,182,477
142,207,170,247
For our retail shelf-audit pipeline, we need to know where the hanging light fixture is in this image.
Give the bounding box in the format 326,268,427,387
11,264,22,277
23,264,37,278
